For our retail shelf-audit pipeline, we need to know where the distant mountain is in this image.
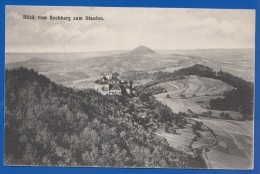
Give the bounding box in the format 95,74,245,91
5,58,89,82
25,57,56,63
5,57,58,72
4,48,254,86
128,45,156,55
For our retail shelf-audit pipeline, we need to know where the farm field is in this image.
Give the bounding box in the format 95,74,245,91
156,122,196,154
155,97,207,113
153,75,242,119
154,75,233,99
153,73,253,169
193,118,253,169
157,117,253,169
60,76,98,89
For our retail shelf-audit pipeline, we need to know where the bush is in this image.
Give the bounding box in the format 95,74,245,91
179,94,185,98
219,112,232,120
187,109,193,113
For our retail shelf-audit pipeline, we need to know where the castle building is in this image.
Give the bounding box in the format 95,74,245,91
94,72,131,95
104,72,120,80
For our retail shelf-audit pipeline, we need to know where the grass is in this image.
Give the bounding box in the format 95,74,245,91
200,119,253,169
156,122,196,154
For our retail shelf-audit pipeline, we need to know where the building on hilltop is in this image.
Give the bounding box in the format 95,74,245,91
94,82,109,92
104,72,120,80
104,73,112,80
94,72,131,95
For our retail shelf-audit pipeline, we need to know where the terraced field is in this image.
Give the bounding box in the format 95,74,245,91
154,75,233,98
153,75,242,118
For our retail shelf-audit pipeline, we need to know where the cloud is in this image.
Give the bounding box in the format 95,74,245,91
42,24,82,42
5,6,255,52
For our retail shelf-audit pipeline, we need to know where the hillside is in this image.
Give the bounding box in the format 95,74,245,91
5,57,58,72
4,67,205,167
134,64,254,119
5,58,90,83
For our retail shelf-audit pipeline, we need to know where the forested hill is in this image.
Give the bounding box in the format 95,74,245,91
135,64,254,119
4,67,204,168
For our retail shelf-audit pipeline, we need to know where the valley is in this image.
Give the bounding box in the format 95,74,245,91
6,47,255,86
5,46,254,169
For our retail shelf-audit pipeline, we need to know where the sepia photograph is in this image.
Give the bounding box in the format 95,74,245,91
4,6,255,169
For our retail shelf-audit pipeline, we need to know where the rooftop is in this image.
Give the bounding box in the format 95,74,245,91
111,84,121,91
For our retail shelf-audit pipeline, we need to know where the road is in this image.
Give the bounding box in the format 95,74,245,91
192,121,218,169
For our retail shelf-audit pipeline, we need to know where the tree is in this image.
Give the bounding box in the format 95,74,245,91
129,80,133,93
139,92,149,103
187,109,193,113
4,68,206,168
179,94,185,98
24,143,36,165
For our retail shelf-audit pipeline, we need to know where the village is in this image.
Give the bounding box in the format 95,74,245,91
94,72,133,95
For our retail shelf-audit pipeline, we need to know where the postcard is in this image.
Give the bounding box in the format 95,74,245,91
4,5,255,169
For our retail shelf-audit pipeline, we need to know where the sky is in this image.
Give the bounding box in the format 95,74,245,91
6,6,255,53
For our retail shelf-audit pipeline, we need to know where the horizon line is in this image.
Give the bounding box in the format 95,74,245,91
5,47,255,54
